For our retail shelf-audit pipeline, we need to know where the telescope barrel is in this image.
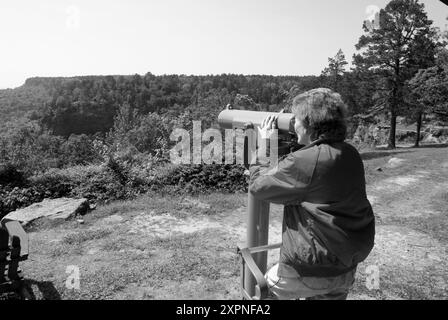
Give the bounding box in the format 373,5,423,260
218,109,296,135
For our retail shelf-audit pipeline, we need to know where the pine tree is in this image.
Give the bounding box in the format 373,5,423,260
353,0,439,148
321,49,348,92
409,47,448,145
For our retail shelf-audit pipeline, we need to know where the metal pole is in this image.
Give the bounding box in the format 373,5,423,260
244,191,270,297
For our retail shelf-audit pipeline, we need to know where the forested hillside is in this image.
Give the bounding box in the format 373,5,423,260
0,74,327,135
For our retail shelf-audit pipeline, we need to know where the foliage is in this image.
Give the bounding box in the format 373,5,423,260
0,185,47,219
107,103,173,156
0,74,328,137
353,0,441,148
321,49,348,93
408,48,448,117
0,84,50,126
152,163,248,194
0,163,26,187
0,120,101,175
0,157,249,217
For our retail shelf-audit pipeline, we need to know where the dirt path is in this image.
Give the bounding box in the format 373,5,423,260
15,145,448,300
349,154,448,299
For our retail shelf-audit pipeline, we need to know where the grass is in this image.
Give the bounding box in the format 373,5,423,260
62,229,113,245
91,191,247,220
57,230,240,299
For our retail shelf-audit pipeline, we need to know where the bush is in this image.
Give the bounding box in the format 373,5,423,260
0,157,249,218
30,164,144,202
0,185,46,219
0,121,66,175
60,134,102,166
152,163,248,194
0,163,26,187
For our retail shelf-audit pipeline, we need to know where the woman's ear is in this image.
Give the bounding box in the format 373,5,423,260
294,120,303,136
294,120,312,144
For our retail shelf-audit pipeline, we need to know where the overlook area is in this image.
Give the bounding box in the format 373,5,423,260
1,0,447,301
3,144,447,299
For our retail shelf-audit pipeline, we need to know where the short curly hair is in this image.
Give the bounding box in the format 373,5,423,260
291,88,348,141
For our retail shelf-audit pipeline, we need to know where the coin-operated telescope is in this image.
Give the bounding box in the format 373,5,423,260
218,105,299,299
218,105,300,166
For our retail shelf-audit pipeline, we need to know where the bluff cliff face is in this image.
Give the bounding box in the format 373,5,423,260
351,116,448,147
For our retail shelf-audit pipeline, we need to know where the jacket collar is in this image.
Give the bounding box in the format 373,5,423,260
299,137,344,151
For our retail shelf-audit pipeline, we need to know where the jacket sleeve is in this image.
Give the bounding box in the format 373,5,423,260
248,153,312,205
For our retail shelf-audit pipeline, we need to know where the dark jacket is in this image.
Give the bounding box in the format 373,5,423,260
249,139,375,278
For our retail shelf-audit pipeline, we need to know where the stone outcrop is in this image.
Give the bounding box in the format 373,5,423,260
1,197,90,225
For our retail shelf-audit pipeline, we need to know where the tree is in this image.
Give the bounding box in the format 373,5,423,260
409,49,448,144
321,49,348,92
407,24,448,147
109,102,140,150
61,134,99,165
353,0,439,148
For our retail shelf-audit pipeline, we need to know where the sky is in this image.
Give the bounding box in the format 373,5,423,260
0,0,447,89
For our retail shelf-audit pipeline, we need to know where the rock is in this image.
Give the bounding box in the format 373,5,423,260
387,158,406,168
420,126,448,144
352,121,389,146
375,167,383,172
2,198,90,225
422,132,448,144
431,127,448,138
77,219,85,224
396,129,418,142
422,133,440,144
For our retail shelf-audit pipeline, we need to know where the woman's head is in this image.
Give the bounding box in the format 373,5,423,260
291,88,348,142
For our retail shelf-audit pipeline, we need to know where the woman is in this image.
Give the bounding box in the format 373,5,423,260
249,88,375,300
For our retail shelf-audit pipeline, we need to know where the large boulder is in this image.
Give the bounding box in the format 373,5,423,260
1,197,90,225
421,126,448,144
351,122,389,146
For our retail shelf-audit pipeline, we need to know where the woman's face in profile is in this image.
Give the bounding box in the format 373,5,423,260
294,117,311,145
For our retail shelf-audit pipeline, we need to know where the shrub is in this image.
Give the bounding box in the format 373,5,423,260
0,163,27,187
60,134,102,166
29,164,142,202
152,163,248,194
0,157,248,218
0,185,46,219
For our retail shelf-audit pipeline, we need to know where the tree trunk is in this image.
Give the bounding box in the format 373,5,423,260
388,109,397,149
414,111,423,148
388,58,401,149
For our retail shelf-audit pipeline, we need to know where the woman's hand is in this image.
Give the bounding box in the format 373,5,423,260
251,115,279,165
259,114,278,139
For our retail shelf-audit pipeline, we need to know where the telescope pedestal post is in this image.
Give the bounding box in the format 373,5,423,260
244,191,270,298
